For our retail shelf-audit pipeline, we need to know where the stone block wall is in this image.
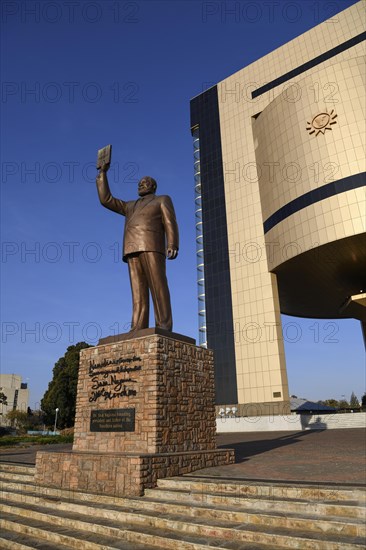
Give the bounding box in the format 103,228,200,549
35,448,234,497
35,333,234,496
73,334,217,454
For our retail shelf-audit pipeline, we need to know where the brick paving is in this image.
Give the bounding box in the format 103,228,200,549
210,428,366,485
1,428,365,485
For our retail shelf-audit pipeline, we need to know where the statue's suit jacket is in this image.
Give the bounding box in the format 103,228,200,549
97,173,179,262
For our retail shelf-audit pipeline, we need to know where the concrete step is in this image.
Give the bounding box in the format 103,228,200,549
0,511,162,550
0,470,35,483
144,486,366,520
0,524,73,549
1,514,107,549
1,482,365,540
0,464,35,476
0,502,288,550
0,494,365,550
156,477,366,503
0,463,365,549
0,533,37,550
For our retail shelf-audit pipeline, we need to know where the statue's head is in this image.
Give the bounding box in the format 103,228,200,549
138,176,157,196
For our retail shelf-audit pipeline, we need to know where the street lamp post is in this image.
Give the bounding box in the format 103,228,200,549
53,408,59,434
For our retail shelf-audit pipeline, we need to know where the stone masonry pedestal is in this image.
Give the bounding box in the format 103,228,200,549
35,331,234,496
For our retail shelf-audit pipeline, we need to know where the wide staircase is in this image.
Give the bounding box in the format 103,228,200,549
0,463,365,549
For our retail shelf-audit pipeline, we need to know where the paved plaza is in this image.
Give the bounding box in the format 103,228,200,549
0,428,365,486
210,428,366,485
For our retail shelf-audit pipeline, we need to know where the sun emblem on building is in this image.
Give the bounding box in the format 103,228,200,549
306,109,338,136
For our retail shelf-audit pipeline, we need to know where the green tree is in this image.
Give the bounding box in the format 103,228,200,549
361,393,366,410
323,399,339,408
41,342,91,429
349,391,360,408
6,410,29,431
0,391,8,405
25,409,44,430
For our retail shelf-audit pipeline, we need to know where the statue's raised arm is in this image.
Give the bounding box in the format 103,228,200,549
96,146,127,215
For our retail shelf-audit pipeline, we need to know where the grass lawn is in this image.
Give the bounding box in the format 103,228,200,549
0,434,74,447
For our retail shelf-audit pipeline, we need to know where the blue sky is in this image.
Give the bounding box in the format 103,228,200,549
1,0,364,408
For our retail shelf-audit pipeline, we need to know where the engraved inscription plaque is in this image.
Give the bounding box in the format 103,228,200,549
90,408,135,432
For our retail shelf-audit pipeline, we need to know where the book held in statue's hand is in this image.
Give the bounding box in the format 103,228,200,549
97,144,112,169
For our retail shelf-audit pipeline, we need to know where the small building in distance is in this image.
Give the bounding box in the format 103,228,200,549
0,374,29,426
290,397,336,414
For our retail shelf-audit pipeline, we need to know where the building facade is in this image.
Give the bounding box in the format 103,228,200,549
190,2,365,414
0,374,29,426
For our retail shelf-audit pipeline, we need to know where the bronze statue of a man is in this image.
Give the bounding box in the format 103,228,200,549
96,164,179,332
